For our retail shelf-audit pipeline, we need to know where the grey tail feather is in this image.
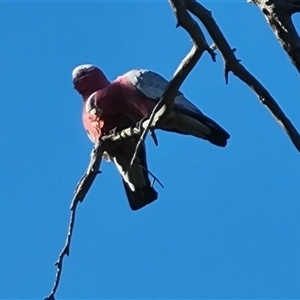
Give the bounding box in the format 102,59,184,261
197,113,230,147
173,106,230,147
123,144,158,211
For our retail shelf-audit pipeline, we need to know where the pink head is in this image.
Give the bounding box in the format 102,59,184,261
72,64,110,99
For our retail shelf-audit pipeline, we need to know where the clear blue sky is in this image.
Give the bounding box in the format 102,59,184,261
1,1,300,299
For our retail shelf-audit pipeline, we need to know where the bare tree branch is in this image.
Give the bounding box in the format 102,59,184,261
249,0,300,73
46,1,300,297
45,3,217,294
46,9,210,288
45,142,106,300
46,1,212,294
129,0,215,167
184,0,300,152
70,142,106,209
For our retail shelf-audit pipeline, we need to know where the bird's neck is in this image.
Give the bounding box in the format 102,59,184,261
82,90,96,101
82,80,110,101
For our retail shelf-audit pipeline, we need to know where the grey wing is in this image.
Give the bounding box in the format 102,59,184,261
123,69,230,147
123,69,203,116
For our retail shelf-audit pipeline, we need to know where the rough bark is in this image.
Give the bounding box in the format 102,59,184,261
250,0,300,73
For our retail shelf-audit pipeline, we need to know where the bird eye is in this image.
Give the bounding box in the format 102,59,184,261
79,70,88,77
73,70,89,84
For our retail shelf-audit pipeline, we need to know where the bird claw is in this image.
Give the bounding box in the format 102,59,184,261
135,117,148,133
110,127,117,135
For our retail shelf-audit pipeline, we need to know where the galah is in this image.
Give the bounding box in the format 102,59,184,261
72,64,230,210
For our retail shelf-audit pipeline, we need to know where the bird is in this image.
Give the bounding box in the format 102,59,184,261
72,64,230,210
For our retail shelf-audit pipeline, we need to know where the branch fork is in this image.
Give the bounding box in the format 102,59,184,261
46,0,300,298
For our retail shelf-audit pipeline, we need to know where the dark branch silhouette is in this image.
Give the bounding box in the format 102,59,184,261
45,1,209,298
130,0,216,166
250,0,300,73
184,0,300,152
45,142,106,300
46,0,300,298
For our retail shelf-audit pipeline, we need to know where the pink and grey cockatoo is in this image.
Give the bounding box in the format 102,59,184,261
72,64,230,210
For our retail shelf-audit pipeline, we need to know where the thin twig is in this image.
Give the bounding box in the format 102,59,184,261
45,142,106,300
71,142,106,208
44,207,78,300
